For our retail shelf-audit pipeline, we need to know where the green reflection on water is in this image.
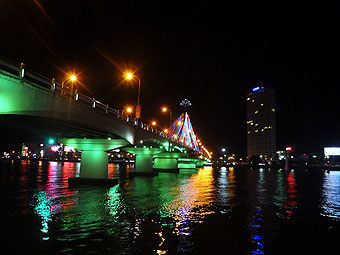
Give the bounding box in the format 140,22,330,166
31,191,53,240
106,185,126,221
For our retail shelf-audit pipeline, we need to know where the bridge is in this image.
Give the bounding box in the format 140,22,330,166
0,58,211,181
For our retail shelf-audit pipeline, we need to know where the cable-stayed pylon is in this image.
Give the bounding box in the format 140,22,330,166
168,99,200,151
169,112,200,151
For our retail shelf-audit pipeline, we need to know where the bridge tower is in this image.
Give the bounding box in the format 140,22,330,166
152,99,201,171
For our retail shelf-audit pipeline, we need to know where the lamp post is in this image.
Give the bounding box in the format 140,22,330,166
162,107,172,127
122,106,133,116
61,74,77,96
121,106,133,120
125,73,141,121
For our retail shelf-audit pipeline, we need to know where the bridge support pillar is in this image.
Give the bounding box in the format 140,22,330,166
59,138,130,183
80,150,108,179
122,146,164,177
178,158,199,169
196,159,205,168
153,152,187,173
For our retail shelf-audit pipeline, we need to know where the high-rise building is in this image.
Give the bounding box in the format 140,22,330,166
246,86,276,160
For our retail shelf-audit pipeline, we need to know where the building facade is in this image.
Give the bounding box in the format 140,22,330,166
246,86,276,160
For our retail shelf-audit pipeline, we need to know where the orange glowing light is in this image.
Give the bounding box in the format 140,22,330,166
70,75,77,82
126,73,133,80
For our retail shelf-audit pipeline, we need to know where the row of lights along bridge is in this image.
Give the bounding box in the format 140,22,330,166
59,71,165,127
20,64,210,155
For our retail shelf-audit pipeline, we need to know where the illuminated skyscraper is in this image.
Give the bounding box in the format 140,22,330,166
246,86,276,160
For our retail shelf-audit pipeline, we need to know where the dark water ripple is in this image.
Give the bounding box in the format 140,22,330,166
0,160,339,254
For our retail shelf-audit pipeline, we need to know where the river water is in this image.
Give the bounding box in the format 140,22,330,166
0,160,339,255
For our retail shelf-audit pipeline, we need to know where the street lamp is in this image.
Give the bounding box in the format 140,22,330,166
70,75,76,82
61,74,77,96
122,106,133,116
162,106,172,127
125,72,141,120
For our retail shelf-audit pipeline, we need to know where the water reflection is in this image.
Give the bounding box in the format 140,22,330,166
106,185,126,221
322,171,340,219
284,171,297,219
246,169,298,254
30,161,77,240
1,160,340,255
273,170,297,219
123,168,215,254
249,207,264,255
31,190,57,240
216,167,236,213
31,162,78,241
168,168,215,253
247,169,266,255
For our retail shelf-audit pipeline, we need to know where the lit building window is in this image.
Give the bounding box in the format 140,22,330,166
272,108,275,112
255,123,258,126
261,103,264,106
255,130,258,133
247,98,250,101
255,111,258,114
248,131,250,134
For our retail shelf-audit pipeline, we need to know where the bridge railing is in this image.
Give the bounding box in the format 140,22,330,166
0,58,203,154
0,59,165,132
0,58,133,121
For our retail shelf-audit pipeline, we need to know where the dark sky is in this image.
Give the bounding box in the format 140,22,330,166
1,1,340,156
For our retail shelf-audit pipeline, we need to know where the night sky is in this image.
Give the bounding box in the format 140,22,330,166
1,1,340,156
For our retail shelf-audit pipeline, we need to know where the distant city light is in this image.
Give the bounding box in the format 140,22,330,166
286,147,292,151
64,146,75,152
51,146,59,152
48,139,54,144
324,147,340,157
253,86,264,92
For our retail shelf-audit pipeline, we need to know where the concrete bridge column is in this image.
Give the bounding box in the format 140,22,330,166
122,146,164,176
80,150,109,179
153,152,187,173
178,158,199,169
196,159,205,168
59,138,130,184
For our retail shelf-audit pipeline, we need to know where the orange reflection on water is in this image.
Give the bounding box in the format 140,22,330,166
227,167,236,201
166,168,215,236
108,163,117,178
153,231,167,255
